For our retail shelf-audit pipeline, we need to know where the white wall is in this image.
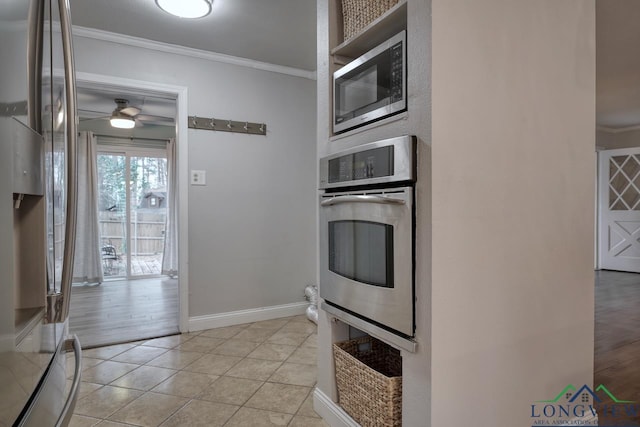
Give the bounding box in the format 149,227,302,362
597,128,640,150
431,1,595,426
72,35,317,319
0,26,28,105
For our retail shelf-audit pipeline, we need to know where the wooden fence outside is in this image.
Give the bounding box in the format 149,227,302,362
100,210,166,256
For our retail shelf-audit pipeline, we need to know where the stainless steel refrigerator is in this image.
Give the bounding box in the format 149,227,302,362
0,1,81,426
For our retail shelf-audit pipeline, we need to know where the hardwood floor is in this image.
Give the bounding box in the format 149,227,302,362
595,270,640,426
69,277,179,348
102,254,163,277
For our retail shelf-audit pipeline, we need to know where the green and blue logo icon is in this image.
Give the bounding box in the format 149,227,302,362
531,384,638,426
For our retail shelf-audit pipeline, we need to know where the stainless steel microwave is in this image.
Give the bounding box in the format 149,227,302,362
333,31,407,134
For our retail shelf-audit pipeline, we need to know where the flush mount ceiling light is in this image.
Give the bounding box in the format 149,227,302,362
155,0,213,19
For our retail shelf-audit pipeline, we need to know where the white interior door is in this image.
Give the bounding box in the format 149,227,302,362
598,148,640,272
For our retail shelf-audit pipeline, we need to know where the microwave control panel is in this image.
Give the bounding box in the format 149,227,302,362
390,42,404,103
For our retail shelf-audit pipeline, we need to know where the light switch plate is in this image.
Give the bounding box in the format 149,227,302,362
190,170,206,185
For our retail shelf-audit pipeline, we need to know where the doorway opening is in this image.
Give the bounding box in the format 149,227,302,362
69,80,181,348
595,2,640,425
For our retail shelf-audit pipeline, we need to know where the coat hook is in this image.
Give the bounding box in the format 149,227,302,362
192,116,198,127
210,118,215,128
244,122,248,131
259,123,264,133
227,120,232,129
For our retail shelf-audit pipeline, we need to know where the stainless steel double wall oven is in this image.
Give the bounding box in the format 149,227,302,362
319,135,416,338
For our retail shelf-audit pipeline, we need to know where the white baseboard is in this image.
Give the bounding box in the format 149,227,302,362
314,388,599,427
188,301,308,332
313,388,360,427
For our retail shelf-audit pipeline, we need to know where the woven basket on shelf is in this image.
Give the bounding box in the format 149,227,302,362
341,0,400,41
333,336,403,427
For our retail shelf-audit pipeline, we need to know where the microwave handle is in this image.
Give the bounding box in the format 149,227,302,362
320,195,406,207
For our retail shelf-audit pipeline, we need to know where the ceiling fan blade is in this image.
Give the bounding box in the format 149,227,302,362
121,106,141,116
79,115,110,122
136,114,175,124
78,108,112,118
134,118,144,127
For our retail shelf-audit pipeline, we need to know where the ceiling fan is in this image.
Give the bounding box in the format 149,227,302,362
79,98,175,129
110,98,139,129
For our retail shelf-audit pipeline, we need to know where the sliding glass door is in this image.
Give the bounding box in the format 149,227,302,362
97,150,167,278
98,153,128,278
129,155,168,276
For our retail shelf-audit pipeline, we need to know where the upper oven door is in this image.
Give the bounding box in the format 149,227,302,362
319,186,414,337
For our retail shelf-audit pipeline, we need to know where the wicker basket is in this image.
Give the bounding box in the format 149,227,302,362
341,0,400,41
333,336,402,426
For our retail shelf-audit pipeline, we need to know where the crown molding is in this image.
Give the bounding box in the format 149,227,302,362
596,124,640,134
71,25,317,81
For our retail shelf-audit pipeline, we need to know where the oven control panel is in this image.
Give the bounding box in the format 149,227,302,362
319,135,416,189
328,145,394,183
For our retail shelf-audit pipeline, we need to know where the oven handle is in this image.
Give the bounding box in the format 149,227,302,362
320,195,406,207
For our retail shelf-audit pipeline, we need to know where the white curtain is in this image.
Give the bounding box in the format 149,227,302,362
162,138,178,277
73,131,103,284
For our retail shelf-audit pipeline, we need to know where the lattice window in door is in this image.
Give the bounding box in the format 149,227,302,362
609,154,640,211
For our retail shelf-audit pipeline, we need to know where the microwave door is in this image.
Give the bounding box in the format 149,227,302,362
336,65,381,120
333,30,406,134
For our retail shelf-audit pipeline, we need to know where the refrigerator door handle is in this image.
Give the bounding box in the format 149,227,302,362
56,336,82,427
27,0,44,132
57,0,78,321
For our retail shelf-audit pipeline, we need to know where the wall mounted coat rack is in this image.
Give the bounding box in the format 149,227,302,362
1,101,28,117
188,116,267,136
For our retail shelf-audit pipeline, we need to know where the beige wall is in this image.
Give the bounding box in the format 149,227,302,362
431,1,595,426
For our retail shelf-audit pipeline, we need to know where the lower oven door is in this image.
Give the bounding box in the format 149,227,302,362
319,186,414,337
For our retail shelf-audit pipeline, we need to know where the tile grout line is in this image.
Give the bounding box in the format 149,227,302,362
74,315,320,426
219,316,299,427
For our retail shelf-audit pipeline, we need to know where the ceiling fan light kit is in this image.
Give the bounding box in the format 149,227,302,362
109,98,138,129
155,0,212,19
110,112,135,129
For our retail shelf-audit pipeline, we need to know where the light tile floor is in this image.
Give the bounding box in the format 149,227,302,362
69,315,328,427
